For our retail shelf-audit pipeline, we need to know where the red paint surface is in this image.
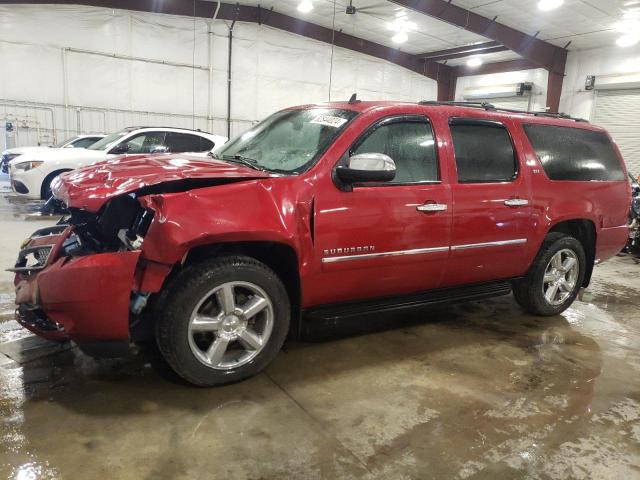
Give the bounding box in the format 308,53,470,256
19,102,631,345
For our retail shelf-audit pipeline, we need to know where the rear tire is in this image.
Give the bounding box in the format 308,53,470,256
155,255,290,387
513,233,586,316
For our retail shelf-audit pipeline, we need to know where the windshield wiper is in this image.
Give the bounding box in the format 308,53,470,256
220,154,267,172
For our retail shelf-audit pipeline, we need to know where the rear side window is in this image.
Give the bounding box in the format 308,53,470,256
165,133,205,152
449,119,517,183
200,137,215,151
523,124,625,181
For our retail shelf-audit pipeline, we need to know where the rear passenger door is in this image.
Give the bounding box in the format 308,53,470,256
441,117,532,287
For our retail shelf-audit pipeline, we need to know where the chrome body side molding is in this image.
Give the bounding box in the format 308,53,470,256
321,246,449,263
451,238,527,251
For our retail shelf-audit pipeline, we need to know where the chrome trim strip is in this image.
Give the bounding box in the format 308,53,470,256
322,246,449,263
452,238,527,251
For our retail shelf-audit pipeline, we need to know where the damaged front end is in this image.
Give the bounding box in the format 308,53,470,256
12,194,157,357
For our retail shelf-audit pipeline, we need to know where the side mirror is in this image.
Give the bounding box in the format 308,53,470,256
110,144,130,155
150,145,169,154
335,153,396,184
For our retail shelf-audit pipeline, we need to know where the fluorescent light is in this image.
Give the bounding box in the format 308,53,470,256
617,33,640,47
467,57,483,67
537,0,564,11
297,0,313,13
392,32,408,44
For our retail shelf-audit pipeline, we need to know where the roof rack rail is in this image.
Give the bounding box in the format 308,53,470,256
419,100,496,109
418,100,588,123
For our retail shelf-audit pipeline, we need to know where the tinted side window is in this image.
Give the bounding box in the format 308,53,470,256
352,119,438,183
73,137,102,148
121,132,166,154
449,120,516,183
165,133,204,153
200,137,215,151
523,124,625,181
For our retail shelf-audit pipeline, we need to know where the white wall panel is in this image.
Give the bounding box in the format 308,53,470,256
559,44,640,121
1,4,438,147
454,69,549,112
0,42,64,104
66,52,131,110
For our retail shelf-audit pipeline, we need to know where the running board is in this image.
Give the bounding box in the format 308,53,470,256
302,280,513,326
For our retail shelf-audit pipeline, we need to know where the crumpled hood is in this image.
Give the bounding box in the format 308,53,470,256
53,154,276,212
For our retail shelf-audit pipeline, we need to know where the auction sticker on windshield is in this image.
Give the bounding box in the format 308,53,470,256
310,115,348,128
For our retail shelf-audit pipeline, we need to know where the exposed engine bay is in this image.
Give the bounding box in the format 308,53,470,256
62,195,155,256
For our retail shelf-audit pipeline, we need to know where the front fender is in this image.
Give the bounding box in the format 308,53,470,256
139,179,302,266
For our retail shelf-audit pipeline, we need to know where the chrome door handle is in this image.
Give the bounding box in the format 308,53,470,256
504,198,529,207
417,203,448,212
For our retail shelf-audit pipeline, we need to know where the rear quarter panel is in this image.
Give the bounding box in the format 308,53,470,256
512,120,631,264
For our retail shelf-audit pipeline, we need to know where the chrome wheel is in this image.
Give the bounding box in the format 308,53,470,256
542,249,579,306
187,281,274,370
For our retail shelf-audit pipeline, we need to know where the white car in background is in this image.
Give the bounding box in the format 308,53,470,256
1,134,105,174
9,127,228,199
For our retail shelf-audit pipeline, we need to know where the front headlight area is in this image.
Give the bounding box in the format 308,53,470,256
62,195,155,256
13,160,44,172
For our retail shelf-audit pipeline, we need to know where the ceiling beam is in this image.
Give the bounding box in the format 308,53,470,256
389,0,567,75
452,59,538,77
419,40,504,59
422,45,509,62
9,0,453,86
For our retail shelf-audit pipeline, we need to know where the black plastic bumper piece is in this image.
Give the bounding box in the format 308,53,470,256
75,340,131,359
16,304,64,333
12,180,29,194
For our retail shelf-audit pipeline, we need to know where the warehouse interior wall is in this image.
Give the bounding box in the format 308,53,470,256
559,44,640,120
454,68,550,112
0,4,437,150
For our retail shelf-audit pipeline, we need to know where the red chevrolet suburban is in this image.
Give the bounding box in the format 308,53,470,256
12,101,631,386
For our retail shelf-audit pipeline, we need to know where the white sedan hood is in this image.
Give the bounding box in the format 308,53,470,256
4,146,49,156
15,147,107,166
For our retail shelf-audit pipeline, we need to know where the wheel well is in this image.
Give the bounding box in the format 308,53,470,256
185,242,302,337
549,219,596,287
40,169,72,199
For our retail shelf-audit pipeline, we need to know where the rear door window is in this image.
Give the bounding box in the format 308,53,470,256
165,133,206,153
449,119,517,183
523,124,625,181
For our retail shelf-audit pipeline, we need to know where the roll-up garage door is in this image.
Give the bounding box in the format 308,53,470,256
593,89,640,176
475,96,531,111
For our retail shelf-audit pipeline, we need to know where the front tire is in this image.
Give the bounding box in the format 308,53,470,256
155,255,290,386
513,233,586,316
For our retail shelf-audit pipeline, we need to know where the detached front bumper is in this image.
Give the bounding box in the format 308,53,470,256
13,227,141,356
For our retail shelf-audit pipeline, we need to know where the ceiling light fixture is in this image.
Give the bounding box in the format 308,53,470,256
615,10,640,46
467,57,483,68
537,0,564,11
297,0,313,14
387,16,416,45
617,33,640,47
392,32,409,44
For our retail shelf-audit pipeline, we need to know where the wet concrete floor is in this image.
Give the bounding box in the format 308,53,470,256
1,176,639,479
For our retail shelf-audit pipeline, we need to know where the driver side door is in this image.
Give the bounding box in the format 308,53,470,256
311,115,452,306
